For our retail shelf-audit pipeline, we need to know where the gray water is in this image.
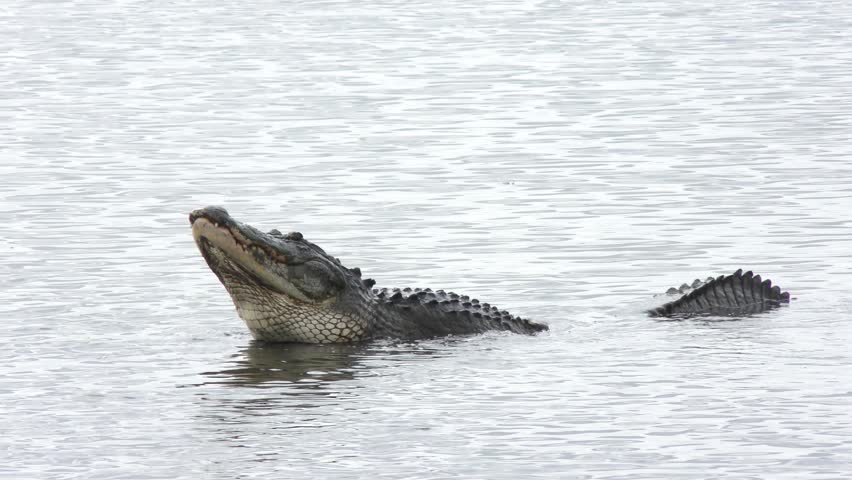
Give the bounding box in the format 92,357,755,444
2,0,851,478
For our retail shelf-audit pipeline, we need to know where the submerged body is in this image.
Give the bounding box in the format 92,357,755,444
190,206,790,343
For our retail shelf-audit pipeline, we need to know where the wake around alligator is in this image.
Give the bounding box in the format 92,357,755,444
190,206,791,344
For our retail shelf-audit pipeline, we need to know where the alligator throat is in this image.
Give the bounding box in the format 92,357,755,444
190,206,790,343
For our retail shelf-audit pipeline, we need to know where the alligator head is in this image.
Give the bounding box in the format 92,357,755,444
190,206,375,343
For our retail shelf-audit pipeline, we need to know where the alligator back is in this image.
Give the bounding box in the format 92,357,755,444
648,269,790,317
371,287,547,340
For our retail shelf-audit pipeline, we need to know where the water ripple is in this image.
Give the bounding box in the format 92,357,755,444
2,0,851,478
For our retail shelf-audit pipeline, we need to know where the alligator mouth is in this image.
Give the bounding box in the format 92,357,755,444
190,213,294,296
191,216,286,263
192,219,257,274
190,208,327,304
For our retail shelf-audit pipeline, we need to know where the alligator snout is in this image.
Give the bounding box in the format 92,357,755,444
189,206,231,225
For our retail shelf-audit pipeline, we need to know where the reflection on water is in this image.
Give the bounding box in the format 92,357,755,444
199,340,455,390
649,306,793,323
202,342,370,388
192,340,459,433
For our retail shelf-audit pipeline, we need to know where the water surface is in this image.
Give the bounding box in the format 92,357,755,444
2,0,851,478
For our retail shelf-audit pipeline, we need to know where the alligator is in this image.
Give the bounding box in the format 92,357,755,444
190,206,790,343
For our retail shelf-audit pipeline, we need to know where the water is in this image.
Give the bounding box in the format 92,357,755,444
2,0,851,478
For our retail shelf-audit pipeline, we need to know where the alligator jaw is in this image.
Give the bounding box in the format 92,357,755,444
189,206,344,306
190,214,309,301
189,206,373,343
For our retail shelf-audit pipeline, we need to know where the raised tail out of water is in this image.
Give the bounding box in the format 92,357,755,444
648,269,790,318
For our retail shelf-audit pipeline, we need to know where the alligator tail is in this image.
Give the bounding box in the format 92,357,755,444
648,269,790,317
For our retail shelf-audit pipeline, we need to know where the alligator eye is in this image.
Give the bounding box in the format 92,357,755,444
268,229,283,237
286,260,344,299
286,232,304,241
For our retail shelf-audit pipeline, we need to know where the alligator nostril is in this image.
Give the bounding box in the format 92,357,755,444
189,209,205,224
286,231,303,241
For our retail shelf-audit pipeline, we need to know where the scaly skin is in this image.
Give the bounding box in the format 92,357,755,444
190,206,790,343
648,269,790,317
190,206,546,343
